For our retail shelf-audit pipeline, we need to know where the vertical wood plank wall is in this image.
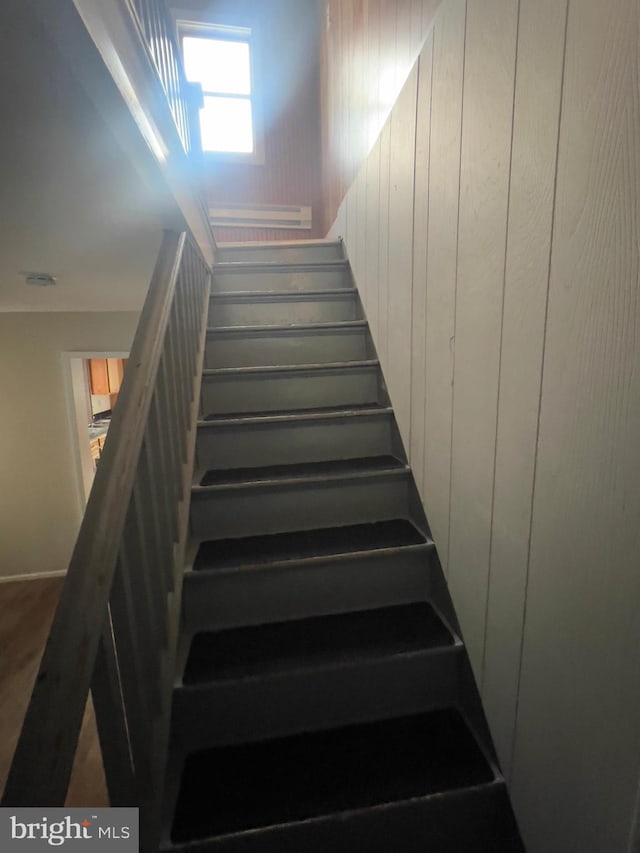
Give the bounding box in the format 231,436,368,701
326,1,640,850
321,0,442,233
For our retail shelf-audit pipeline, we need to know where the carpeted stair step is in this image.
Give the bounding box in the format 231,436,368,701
169,709,523,852
183,602,454,683
183,520,434,632
197,454,404,487
189,455,411,541
201,400,387,421
194,518,426,572
172,603,461,751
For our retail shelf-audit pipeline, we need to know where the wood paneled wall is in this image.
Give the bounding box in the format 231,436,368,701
330,1,640,850
320,0,441,233
173,0,323,242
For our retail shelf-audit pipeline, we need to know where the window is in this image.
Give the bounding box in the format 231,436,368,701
180,25,262,160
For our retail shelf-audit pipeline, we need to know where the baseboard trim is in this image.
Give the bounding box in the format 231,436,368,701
0,570,66,584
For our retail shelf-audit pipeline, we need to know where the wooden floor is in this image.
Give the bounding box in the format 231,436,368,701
0,576,108,806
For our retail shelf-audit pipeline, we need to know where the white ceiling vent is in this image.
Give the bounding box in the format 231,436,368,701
209,203,312,230
22,271,57,287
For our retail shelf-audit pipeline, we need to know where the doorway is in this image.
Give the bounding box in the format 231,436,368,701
62,351,129,512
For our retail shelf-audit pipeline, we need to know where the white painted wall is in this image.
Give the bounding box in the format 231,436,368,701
331,0,640,850
0,1,182,314
0,312,139,580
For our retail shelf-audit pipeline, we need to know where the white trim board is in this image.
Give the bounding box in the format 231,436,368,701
210,203,312,230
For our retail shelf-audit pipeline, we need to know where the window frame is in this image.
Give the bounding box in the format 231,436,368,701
177,20,265,165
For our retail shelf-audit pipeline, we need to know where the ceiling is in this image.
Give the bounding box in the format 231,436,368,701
0,3,183,312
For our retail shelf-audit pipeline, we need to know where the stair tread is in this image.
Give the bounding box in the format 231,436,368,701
213,259,348,272
171,708,494,842
207,320,367,334
199,455,404,487
202,402,389,423
194,519,427,572
199,405,392,428
210,287,356,300
203,358,378,375
216,238,343,249
183,603,455,685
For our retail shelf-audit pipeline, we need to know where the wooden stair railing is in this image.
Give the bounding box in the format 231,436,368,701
129,0,203,161
57,0,214,264
2,231,211,844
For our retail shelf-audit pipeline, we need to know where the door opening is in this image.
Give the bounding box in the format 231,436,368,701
63,352,129,512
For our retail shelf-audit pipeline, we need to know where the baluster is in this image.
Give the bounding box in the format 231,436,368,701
147,392,179,542
141,432,174,593
171,284,186,403
166,39,185,145
137,439,170,597
138,0,155,63
132,477,169,649
122,492,166,664
191,252,206,334
174,279,191,414
185,249,199,374
180,253,194,373
131,0,145,41
158,354,183,504
157,13,175,109
91,610,136,806
182,262,196,371
166,312,188,464
159,345,184,487
107,559,155,790
159,9,182,149
146,0,164,87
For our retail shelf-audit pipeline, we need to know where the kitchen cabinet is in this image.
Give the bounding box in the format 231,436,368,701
89,434,107,465
107,358,125,393
89,359,109,395
89,358,127,396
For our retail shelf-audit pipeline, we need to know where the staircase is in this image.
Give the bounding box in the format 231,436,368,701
162,240,524,852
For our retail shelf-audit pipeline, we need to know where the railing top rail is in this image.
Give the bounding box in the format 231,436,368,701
2,230,186,807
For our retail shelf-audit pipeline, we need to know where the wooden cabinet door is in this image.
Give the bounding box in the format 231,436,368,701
89,359,109,395
107,358,125,393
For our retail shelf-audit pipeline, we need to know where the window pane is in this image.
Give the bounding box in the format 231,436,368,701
200,97,254,153
183,37,251,95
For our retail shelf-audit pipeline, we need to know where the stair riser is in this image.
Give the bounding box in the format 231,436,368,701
190,475,411,539
209,293,359,327
200,367,381,416
212,267,350,293
183,549,431,631
172,651,461,751
167,783,521,853
215,243,344,264
204,328,369,368
196,414,394,472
